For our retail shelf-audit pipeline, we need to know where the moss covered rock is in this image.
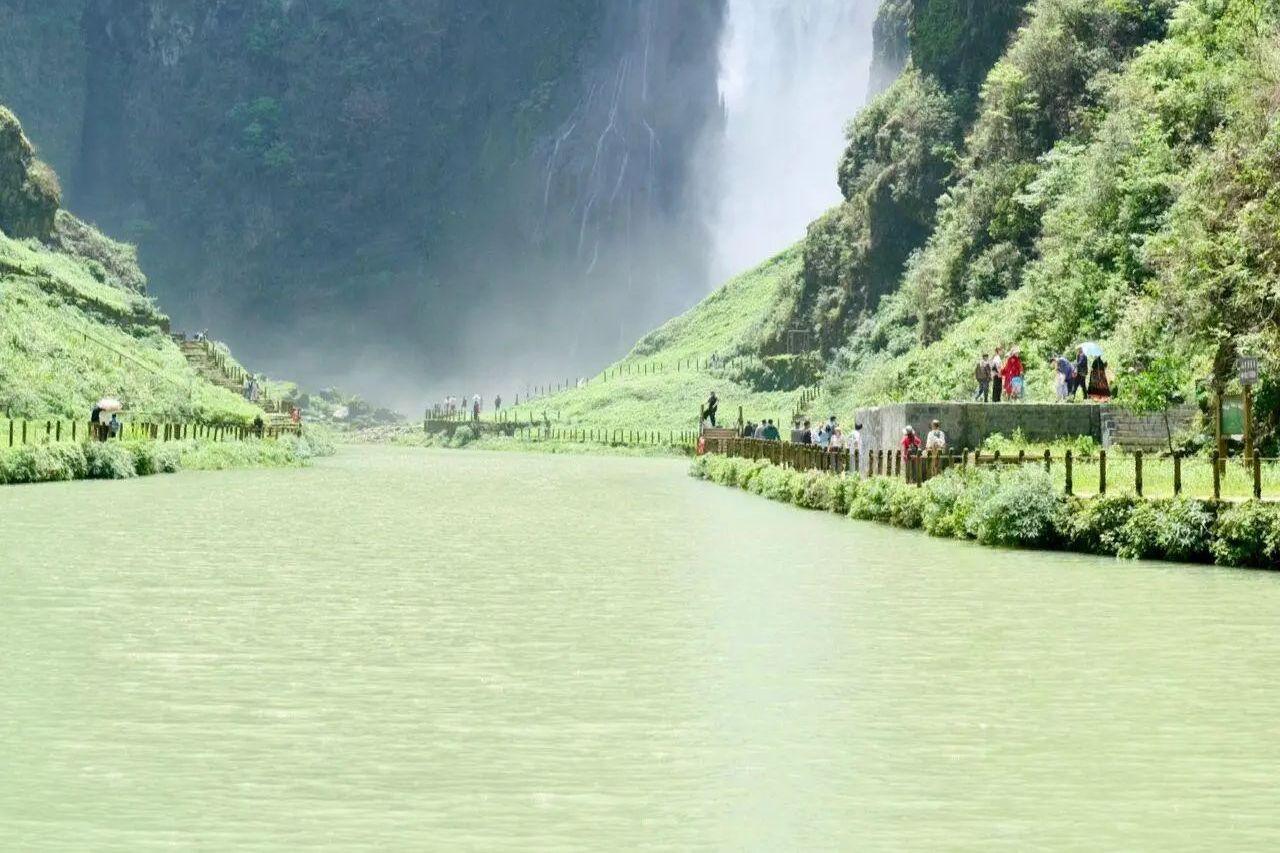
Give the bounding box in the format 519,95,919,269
0,106,60,240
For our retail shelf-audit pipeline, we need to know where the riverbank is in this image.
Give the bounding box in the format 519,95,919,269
352,422,693,458
0,431,335,486
692,454,1280,569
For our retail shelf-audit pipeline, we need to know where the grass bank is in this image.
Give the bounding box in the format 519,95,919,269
691,455,1280,570
0,431,335,486
382,423,692,458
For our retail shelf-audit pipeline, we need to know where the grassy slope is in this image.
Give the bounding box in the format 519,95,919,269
500,248,804,432
0,231,262,422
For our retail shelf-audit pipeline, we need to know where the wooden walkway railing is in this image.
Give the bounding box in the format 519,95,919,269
2,417,303,448
714,438,1280,502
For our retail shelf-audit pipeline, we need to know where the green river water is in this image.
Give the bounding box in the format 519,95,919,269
2,445,1279,850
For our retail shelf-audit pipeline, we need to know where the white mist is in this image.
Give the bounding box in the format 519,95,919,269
708,0,878,285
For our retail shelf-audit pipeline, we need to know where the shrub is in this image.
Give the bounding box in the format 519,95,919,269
969,466,1063,548
796,470,839,511
831,476,860,515
84,441,139,479
920,468,973,538
0,444,86,484
1057,495,1136,555
888,484,926,529
448,426,476,448
849,477,900,523
1115,500,1163,560
1212,502,1280,568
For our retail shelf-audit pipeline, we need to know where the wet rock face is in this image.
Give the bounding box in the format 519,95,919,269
0,106,60,240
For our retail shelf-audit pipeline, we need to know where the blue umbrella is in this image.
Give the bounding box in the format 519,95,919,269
1079,341,1104,359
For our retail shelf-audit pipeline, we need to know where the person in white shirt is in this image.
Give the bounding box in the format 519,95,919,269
925,419,947,452
849,422,864,472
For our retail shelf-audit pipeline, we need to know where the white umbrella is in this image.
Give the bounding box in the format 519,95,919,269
96,398,122,412
1078,342,1104,359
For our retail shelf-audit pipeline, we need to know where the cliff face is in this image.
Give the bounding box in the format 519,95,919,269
0,0,727,388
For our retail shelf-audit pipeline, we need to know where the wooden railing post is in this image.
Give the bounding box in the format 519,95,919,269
1212,451,1221,501
1065,450,1073,496
1099,450,1107,495
1254,454,1262,501
1135,451,1143,497
1173,453,1182,497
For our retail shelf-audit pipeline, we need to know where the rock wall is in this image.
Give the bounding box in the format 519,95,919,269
852,402,1103,457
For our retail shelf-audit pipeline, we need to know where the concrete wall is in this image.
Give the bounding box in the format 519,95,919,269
852,402,1103,457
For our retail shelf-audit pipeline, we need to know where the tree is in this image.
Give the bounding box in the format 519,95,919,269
1115,354,1192,454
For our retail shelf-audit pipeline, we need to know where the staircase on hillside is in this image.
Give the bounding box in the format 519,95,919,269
178,338,293,424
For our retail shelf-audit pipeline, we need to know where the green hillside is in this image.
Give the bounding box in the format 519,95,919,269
502,249,804,432
0,106,270,424
531,0,1280,451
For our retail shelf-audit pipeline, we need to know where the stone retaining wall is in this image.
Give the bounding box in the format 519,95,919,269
852,402,1102,459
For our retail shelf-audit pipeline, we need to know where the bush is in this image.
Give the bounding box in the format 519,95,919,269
448,426,476,448
84,441,139,479
968,466,1063,548
0,444,87,484
848,477,901,523
1057,495,1137,555
796,469,839,511
1115,499,1217,562
1212,502,1280,568
888,484,926,529
920,467,973,538
831,476,860,515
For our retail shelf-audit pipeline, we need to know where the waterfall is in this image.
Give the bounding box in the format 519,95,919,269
708,0,878,285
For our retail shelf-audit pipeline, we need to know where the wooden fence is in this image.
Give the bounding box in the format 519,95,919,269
714,438,1280,502
512,426,698,449
2,417,303,448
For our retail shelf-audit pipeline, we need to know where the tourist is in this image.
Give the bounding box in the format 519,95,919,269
1002,348,1024,401
1053,354,1074,401
705,391,719,427
763,420,780,441
472,395,481,421
801,420,813,445
742,421,756,439
901,425,922,455
974,352,992,402
830,427,846,452
790,420,805,443
1073,347,1089,399
107,413,122,440
253,414,265,437
1088,355,1111,400
851,422,864,459
494,394,502,412
925,420,947,452
816,420,831,449
990,347,1005,403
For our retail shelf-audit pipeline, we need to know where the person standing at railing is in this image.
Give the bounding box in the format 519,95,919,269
763,420,780,441
901,426,922,455
974,353,992,402
705,391,719,428
926,420,947,453
107,413,122,440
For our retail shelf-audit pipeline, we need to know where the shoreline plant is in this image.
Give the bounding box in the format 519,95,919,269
691,455,1279,570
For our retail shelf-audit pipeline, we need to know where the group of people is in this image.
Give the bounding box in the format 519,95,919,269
899,420,948,454
1051,348,1112,401
738,415,866,457
88,404,123,440
974,345,1111,403
437,394,510,421
972,347,1026,402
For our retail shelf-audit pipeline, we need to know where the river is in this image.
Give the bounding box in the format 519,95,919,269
2,446,1278,849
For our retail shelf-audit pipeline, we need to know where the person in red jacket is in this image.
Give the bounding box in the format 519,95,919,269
900,426,922,454
1001,347,1025,400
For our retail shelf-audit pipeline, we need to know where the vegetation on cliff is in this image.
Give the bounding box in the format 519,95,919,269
0,107,273,424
